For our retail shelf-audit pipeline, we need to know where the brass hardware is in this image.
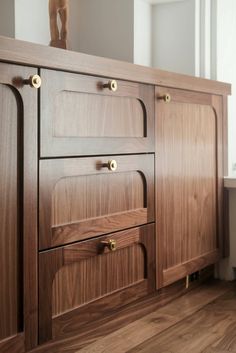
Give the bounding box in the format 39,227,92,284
101,239,117,251
158,93,171,103
103,80,118,92
24,75,42,89
107,160,118,172
186,275,190,289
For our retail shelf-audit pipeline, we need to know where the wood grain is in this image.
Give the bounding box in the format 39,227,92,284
0,63,38,350
29,279,229,353
39,154,154,249
155,87,221,288
40,69,154,157
0,36,231,96
39,224,155,344
0,83,21,341
128,286,236,353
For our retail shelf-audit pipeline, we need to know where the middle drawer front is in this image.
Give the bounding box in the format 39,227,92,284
39,154,154,250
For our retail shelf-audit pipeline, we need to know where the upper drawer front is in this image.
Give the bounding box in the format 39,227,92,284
39,154,154,250
40,69,154,157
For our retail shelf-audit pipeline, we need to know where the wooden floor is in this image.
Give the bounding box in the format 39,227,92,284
31,280,236,353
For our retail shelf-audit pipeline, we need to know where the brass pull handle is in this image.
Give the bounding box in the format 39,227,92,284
101,239,117,251
107,160,118,171
103,80,118,92
24,75,42,89
158,93,171,103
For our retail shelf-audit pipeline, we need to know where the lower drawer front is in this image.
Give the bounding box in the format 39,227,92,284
39,224,155,344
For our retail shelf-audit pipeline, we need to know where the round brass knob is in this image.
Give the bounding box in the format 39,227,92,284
101,239,117,251
158,93,171,103
107,160,118,171
103,80,118,92
25,75,42,89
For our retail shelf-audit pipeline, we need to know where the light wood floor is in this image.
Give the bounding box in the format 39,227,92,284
78,281,236,353
31,280,235,353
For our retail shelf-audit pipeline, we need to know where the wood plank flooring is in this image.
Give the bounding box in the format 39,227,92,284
30,280,236,353
79,281,235,353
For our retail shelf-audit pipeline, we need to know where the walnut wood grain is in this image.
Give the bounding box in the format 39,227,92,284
40,69,154,157
39,154,154,249
30,277,228,353
162,250,220,287
0,63,38,350
155,87,224,288
0,36,231,96
39,224,155,344
0,334,24,353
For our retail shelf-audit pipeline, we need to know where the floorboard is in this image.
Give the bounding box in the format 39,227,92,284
31,280,234,353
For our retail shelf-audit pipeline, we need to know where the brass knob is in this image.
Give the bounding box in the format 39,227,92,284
103,80,118,92
158,93,171,103
101,239,117,251
107,160,117,171
24,75,42,89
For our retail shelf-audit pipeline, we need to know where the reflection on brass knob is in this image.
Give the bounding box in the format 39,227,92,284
25,75,42,89
101,239,117,251
107,160,117,171
158,93,171,103
103,80,118,92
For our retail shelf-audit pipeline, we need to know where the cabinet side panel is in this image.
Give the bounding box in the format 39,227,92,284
0,85,22,340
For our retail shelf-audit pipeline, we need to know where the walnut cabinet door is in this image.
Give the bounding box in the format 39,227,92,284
0,63,38,351
155,87,226,288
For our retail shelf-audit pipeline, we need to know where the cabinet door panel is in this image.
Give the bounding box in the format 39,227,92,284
0,63,38,351
40,69,154,157
156,87,223,288
39,224,155,344
39,154,154,250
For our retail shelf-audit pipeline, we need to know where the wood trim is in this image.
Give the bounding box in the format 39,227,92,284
0,36,231,96
0,334,24,353
162,250,220,287
52,208,148,247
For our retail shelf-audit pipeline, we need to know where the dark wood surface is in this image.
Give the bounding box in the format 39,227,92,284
39,154,154,249
0,63,38,351
38,224,155,344
155,87,223,288
0,35,231,96
29,278,231,353
40,69,155,157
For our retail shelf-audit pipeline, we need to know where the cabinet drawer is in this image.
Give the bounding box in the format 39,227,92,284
39,154,154,250
39,224,155,344
40,69,154,157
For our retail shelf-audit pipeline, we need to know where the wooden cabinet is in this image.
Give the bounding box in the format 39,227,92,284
0,36,230,352
40,69,155,157
0,63,38,351
155,87,226,288
39,224,155,344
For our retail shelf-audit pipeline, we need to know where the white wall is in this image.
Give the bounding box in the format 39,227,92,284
14,0,50,45
152,0,196,75
215,0,236,280
0,0,15,38
69,0,134,62
134,0,152,66
216,0,236,174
